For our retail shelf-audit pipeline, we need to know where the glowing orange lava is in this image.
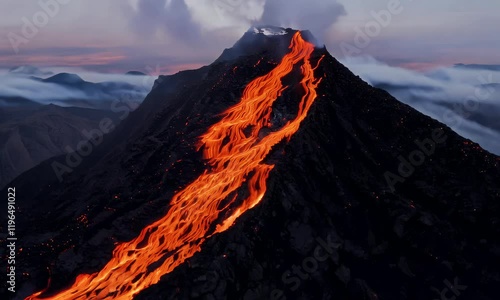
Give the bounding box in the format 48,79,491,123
28,31,322,300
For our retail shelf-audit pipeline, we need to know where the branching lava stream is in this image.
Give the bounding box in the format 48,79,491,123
28,31,323,300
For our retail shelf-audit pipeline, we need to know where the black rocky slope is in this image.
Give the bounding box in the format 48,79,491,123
2,28,500,299
0,104,119,189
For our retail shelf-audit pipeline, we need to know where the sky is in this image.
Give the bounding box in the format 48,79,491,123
0,0,499,74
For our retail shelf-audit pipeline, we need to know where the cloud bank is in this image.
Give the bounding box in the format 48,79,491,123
0,67,155,109
259,0,346,40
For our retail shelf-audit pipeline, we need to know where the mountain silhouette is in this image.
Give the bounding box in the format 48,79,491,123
3,27,500,300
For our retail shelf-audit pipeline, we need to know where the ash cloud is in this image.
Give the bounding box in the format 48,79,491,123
342,57,500,155
130,0,202,45
259,0,346,40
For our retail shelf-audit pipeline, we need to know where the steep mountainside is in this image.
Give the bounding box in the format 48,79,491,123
2,28,500,300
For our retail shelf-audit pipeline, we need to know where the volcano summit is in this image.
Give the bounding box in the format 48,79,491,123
3,27,500,300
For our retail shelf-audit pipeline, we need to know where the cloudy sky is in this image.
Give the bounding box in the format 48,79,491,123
0,0,499,73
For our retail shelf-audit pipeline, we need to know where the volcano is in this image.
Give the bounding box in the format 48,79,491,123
2,27,500,300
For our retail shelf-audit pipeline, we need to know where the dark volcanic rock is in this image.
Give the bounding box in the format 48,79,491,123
0,104,120,189
2,27,500,300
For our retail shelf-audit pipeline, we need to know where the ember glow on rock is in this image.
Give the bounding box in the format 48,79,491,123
27,31,322,300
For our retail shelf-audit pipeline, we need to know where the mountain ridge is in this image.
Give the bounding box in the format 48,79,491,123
0,104,120,189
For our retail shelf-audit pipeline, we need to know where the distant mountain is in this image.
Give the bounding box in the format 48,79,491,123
8,65,53,76
0,96,41,108
126,71,147,76
454,63,500,71
43,72,85,85
7,27,500,300
0,104,120,189
1,72,148,110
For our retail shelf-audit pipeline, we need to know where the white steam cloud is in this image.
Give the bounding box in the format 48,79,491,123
259,0,345,39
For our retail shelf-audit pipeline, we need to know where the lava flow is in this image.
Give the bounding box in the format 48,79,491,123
28,31,323,300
